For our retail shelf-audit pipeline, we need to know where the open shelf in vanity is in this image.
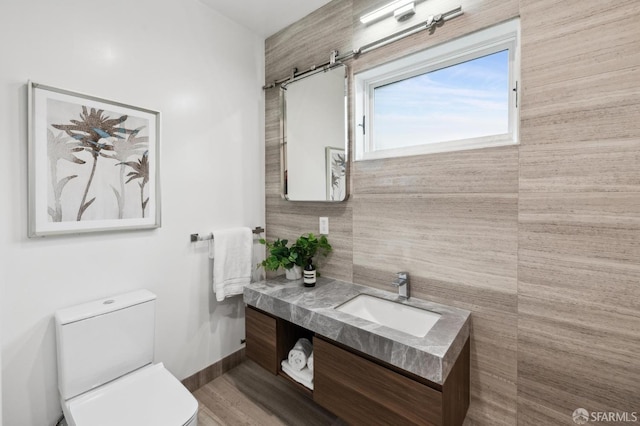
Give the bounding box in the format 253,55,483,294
245,305,314,397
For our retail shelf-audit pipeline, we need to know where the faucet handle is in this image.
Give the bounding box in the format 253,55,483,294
392,272,409,298
392,272,408,287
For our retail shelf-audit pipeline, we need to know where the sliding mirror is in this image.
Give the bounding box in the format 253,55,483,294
281,64,348,202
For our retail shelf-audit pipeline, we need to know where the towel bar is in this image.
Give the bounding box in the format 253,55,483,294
190,226,264,242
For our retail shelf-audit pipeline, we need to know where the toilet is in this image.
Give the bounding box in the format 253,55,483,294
54,290,198,426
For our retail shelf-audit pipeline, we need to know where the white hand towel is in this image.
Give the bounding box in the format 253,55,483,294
287,338,313,371
281,360,314,390
307,351,314,373
212,227,252,301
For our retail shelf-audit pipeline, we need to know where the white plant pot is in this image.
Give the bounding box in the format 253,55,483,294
285,265,302,280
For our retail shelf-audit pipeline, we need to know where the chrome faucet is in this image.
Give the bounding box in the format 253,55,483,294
392,272,409,299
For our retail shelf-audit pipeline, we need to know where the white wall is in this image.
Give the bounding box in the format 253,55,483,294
0,0,265,424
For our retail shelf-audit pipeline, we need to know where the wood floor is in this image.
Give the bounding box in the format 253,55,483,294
194,360,345,426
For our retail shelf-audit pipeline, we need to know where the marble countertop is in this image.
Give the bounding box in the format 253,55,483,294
243,276,471,385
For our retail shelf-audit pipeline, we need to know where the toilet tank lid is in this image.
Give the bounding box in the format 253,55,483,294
55,290,157,325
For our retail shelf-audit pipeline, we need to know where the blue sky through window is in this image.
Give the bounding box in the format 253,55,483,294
373,50,509,150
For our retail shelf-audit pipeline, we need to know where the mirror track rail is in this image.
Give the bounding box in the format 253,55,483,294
262,6,463,90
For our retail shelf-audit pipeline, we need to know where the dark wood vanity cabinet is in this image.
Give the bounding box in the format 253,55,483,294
245,305,278,374
245,305,470,425
314,337,443,425
314,337,469,426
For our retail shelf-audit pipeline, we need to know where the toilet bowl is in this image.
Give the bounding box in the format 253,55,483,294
55,290,198,426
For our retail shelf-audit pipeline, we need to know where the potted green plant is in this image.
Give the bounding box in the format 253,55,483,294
291,233,332,272
258,238,302,279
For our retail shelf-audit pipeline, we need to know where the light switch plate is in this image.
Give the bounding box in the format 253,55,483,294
319,217,329,235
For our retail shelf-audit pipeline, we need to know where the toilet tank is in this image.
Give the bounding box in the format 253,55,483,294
55,290,157,400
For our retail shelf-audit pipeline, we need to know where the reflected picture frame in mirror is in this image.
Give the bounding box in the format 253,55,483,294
280,63,348,202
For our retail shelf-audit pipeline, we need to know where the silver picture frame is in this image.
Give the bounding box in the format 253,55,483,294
27,82,161,237
325,146,346,201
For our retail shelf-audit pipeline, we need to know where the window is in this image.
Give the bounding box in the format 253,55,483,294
354,19,520,160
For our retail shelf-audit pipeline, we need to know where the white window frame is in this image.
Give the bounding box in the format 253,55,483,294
354,19,520,161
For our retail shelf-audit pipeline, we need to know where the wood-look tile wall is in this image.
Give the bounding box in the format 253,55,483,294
265,0,355,282
518,0,640,424
265,0,640,424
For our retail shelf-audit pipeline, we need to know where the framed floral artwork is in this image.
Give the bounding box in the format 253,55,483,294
28,82,161,237
325,146,346,201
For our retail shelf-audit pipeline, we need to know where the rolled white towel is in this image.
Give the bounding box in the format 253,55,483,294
307,351,314,372
281,360,313,390
287,338,312,371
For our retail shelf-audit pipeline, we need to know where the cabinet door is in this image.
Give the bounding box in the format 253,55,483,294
246,306,278,374
314,337,443,426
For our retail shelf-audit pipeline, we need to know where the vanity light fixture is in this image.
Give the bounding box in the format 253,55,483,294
394,2,416,22
360,0,417,24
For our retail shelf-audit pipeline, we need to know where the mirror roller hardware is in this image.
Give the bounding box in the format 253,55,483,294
330,50,339,64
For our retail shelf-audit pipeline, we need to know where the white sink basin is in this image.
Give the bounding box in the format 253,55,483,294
335,294,441,337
